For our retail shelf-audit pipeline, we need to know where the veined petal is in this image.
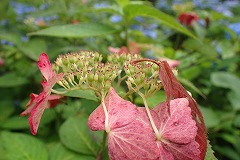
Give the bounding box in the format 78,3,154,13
38,53,54,81
28,97,49,135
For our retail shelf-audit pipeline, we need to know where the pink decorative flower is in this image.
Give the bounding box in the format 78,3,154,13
21,53,64,135
88,88,201,160
108,41,140,55
160,58,180,68
178,12,199,26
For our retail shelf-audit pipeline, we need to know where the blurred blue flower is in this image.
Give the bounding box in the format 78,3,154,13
39,4,49,10
135,16,144,22
110,15,122,23
94,3,109,9
21,36,28,42
226,23,240,39
1,20,8,26
1,40,14,46
10,1,35,15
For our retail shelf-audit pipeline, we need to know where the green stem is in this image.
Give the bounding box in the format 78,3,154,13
51,89,67,94
97,131,108,160
138,91,161,140
101,91,110,133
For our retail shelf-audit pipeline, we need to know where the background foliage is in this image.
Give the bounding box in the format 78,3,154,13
0,0,240,159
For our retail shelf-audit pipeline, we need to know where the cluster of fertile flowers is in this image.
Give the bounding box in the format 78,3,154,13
21,51,207,160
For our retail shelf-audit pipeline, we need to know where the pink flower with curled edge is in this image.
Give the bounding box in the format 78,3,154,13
88,88,201,160
20,53,64,135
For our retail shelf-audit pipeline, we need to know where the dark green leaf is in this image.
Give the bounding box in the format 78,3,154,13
49,143,95,160
123,4,197,39
59,116,100,156
28,23,118,38
0,72,28,87
0,100,14,124
0,132,48,160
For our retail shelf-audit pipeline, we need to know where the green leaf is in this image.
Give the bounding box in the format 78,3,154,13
199,106,220,128
28,23,118,38
0,132,48,160
1,116,29,129
19,39,47,61
123,4,197,39
49,143,95,160
178,77,206,98
63,89,99,101
134,90,166,108
0,100,14,124
0,33,22,46
59,115,100,156
211,72,240,95
115,0,130,8
0,72,28,87
205,140,217,160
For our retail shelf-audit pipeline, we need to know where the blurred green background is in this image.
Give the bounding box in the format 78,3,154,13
0,0,240,159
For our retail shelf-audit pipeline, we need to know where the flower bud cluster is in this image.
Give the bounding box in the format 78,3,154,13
124,62,162,97
107,53,142,68
52,51,121,95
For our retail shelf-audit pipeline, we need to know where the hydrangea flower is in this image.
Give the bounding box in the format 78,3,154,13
21,53,64,135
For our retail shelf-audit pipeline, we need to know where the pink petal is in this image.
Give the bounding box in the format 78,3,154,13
47,94,65,108
21,93,39,116
108,108,159,160
161,140,200,160
37,53,54,81
28,96,48,135
157,143,174,160
88,87,138,131
154,98,197,144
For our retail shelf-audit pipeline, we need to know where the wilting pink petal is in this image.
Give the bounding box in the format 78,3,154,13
21,53,64,135
37,53,54,81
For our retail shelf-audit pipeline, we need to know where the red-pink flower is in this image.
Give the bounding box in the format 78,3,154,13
21,53,64,135
178,12,199,26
